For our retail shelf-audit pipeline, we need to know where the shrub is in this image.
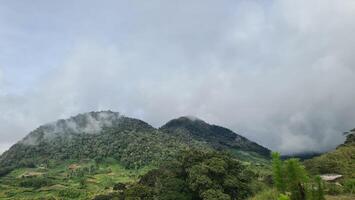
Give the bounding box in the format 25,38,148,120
113,182,127,191
278,194,290,200
326,183,343,195
248,188,279,200
201,189,231,200
0,166,15,177
19,177,53,189
58,188,81,198
272,152,285,193
344,179,355,194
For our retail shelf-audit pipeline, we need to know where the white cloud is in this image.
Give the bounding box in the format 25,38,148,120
0,66,3,90
0,0,355,154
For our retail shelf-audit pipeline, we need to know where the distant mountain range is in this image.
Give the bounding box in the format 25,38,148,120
0,111,270,176
281,152,322,161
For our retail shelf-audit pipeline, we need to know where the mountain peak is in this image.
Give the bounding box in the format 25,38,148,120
161,116,271,157
0,111,271,178
179,115,202,121
161,116,206,129
20,111,122,145
20,111,154,146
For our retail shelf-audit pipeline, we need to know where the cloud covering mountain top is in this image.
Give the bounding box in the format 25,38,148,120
1,0,355,154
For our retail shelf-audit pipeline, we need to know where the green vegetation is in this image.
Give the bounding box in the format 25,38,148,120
161,116,271,157
304,132,355,179
0,112,269,178
272,152,286,193
0,112,353,199
303,131,355,199
92,150,255,200
0,160,153,199
259,152,325,200
250,148,354,200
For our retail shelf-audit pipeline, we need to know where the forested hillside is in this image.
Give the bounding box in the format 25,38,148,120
0,111,270,176
161,116,270,158
0,111,273,199
304,130,355,178
93,150,255,200
1,111,353,200
0,111,207,176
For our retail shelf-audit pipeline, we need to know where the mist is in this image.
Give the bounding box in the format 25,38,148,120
1,0,355,154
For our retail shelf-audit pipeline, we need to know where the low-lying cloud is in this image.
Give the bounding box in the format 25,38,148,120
1,0,355,154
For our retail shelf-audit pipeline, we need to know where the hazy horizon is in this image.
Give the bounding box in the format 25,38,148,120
1,0,355,154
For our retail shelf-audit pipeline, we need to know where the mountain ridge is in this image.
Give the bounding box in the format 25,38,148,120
160,116,271,157
0,111,270,177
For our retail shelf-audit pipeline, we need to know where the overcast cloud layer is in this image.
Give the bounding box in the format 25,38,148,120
1,0,355,154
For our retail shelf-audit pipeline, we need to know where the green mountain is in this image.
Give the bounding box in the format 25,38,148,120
161,116,270,158
0,111,194,176
0,111,269,177
304,129,355,179
0,111,271,199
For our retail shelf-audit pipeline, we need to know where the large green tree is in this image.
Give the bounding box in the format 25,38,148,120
272,152,286,193
116,150,253,200
271,152,325,200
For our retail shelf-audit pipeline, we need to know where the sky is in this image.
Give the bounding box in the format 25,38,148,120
1,0,355,154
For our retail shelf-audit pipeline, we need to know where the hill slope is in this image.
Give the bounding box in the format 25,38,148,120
304,129,355,178
160,116,271,158
0,111,202,176
0,112,269,176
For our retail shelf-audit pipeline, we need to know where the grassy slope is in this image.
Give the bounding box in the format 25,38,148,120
0,160,154,200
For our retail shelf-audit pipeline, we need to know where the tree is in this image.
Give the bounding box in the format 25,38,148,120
271,152,325,200
92,150,253,200
272,152,286,193
123,184,155,199
314,176,325,200
201,189,231,200
284,159,308,200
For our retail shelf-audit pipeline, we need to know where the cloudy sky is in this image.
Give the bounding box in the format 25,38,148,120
1,0,355,154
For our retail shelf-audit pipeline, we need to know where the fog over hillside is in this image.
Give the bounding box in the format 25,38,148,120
1,0,355,154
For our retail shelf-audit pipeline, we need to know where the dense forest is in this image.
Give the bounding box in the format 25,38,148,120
0,112,269,177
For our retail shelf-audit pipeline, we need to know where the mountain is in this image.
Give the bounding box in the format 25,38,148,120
160,116,271,158
0,111,269,177
304,129,355,178
281,152,321,161
0,111,272,200
0,111,194,175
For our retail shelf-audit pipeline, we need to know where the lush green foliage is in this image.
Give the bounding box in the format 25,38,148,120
271,152,326,200
1,112,353,199
307,176,325,200
278,194,290,200
303,132,354,198
344,179,355,194
304,133,355,179
0,125,205,173
161,117,271,157
272,152,286,193
97,150,254,200
0,112,269,178
0,161,153,199
19,176,53,189
248,188,280,200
